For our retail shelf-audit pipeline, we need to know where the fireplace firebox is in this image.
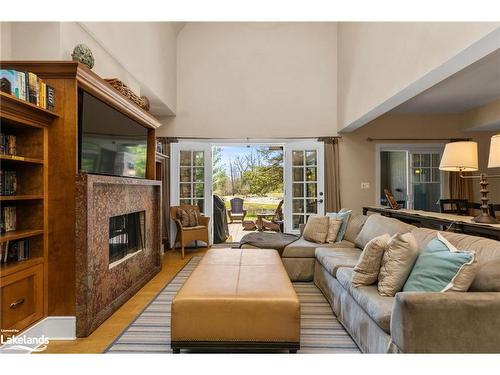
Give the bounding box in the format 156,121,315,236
109,211,146,265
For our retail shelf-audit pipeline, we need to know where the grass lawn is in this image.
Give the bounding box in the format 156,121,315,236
224,199,281,219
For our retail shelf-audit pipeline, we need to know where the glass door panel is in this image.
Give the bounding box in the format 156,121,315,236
171,143,213,246
285,142,324,232
379,151,407,207
176,150,205,212
410,151,442,212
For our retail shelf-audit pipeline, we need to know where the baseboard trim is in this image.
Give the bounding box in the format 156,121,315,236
0,316,76,354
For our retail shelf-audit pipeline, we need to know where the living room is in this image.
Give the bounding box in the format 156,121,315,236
1,1,500,374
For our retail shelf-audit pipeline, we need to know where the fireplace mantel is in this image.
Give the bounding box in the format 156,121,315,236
75,173,161,337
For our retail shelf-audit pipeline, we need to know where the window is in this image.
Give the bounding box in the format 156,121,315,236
378,145,445,212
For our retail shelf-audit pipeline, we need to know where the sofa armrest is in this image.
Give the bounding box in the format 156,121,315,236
391,292,500,353
299,224,306,236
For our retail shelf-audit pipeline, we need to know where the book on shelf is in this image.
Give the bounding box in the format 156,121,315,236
0,170,18,196
1,206,17,233
0,132,17,156
0,239,30,264
0,69,55,110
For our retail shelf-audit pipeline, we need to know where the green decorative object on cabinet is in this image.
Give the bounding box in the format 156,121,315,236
71,44,95,69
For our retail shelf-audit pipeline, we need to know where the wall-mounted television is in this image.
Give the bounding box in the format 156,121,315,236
78,90,148,178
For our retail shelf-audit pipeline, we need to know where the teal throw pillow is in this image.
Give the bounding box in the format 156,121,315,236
403,233,477,292
326,208,352,242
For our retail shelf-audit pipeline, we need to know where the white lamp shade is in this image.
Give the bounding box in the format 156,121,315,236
488,134,500,168
439,141,478,172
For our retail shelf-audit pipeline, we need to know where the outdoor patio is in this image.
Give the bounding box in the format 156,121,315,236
227,222,258,243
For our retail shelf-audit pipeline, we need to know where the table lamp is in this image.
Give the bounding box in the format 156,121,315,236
439,136,500,224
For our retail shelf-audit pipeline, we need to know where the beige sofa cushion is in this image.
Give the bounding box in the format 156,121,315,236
326,218,342,243
282,237,354,258
352,234,391,287
378,232,419,297
336,267,394,334
354,214,414,249
303,215,330,243
344,214,368,243
315,247,362,276
470,258,500,292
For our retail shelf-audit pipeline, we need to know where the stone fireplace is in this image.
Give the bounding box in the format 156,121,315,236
75,173,161,337
109,210,146,266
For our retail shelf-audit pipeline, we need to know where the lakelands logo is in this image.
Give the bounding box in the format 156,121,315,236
1,330,49,352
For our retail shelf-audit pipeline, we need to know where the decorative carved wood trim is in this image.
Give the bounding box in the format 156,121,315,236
76,65,162,129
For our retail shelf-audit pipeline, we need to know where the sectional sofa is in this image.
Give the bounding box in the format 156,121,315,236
282,213,500,353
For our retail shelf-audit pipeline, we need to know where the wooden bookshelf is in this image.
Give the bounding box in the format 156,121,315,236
0,90,50,334
0,256,44,277
0,154,44,164
0,229,45,242
0,195,44,201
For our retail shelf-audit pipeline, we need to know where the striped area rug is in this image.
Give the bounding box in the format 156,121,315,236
105,256,360,354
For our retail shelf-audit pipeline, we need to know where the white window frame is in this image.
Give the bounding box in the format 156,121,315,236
284,141,325,233
170,142,213,246
375,143,448,210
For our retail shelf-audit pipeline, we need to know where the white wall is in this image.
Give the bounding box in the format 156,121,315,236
338,22,500,132
1,22,181,117
79,22,181,115
157,22,338,138
0,22,12,59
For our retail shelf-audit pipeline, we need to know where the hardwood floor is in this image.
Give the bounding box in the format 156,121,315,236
41,246,210,354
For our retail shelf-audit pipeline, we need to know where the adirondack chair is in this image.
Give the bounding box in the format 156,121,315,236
227,197,247,223
260,200,284,232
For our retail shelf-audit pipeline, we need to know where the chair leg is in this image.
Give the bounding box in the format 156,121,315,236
195,240,198,249
181,243,185,259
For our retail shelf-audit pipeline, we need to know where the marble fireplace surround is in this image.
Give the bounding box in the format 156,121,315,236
75,173,161,337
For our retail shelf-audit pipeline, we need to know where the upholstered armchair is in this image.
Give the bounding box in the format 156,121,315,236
170,205,210,259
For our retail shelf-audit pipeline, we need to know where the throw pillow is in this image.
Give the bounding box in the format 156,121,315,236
351,234,391,287
176,209,190,227
326,218,342,243
326,208,352,242
187,208,199,227
403,233,479,292
303,215,330,244
378,232,419,297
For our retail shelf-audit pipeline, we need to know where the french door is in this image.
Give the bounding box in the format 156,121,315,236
378,145,444,212
284,141,325,233
170,142,213,246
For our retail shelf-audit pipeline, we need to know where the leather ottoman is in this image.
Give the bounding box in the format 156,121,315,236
171,248,300,353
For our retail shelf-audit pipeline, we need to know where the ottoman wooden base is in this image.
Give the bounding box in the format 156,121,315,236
171,341,299,353
171,248,300,353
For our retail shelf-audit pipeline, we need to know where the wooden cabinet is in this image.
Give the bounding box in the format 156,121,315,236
0,91,53,333
1,263,43,333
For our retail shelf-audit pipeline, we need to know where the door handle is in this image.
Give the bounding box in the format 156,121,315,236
318,199,324,204
10,298,25,309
